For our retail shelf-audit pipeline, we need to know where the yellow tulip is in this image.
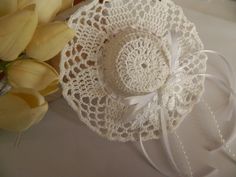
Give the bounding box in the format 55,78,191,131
0,4,38,61
0,88,48,132
0,0,18,17
7,59,59,96
26,21,75,61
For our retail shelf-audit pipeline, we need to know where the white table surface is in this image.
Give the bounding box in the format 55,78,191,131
0,7,236,177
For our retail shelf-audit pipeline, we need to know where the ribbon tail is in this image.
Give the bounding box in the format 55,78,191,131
225,113,236,146
209,122,236,162
174,131,193,177
199,64,236,152
202,100,236,162
216,97,235,122
139,136,169,177
210,124,236,154
200,49,236,121
160,108,182,176
138,108,185,177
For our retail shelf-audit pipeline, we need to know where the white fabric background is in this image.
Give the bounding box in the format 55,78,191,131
0,7,236,177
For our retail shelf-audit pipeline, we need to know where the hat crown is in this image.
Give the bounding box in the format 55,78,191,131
103,28,170,95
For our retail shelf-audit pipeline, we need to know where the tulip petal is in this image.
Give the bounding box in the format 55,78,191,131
0,4,38,61
0,94,31,131
7,59,59,96
36,0,62,23
0,0,18,17
10,87,46,106
18,0,62,23
40,80,59,96
60,0,73,12
26,21,75,61
0,88,48,132
17,0,36,9
30,102,48,124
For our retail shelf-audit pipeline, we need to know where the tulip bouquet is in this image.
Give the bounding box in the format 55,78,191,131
0,0,76,132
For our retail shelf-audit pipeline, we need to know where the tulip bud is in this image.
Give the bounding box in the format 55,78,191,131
0,88,48,132
26,21,75,61
7,59,59,96
0,5,38,61
0,0,18,17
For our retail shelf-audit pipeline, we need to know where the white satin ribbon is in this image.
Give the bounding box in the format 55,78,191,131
159,107,182,176
139,106,182,177
168,31,181,73
137,54,236,176
200,50,236,122
197,50,236,154
123,33,236,176
126,31,185,177
139,140,169,177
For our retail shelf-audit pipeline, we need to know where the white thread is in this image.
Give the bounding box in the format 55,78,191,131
202,99,236,160
174,131,194,177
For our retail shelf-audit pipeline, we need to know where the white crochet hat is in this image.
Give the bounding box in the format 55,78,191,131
60,0,207,141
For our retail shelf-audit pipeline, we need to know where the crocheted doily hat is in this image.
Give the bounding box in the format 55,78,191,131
60,0,207,141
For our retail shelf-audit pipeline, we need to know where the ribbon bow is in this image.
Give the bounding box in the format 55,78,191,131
122,31,236,176
121,31,184,177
